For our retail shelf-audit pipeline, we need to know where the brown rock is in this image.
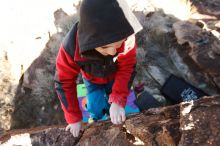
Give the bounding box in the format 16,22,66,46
10,33,66,129
179,96,220,146
125,105,181,146
10,11,79,129
76,121,135,146
190,0,220,19
31,127,79,146
173,21,220,89
1,96,220,146
0,125,79,146
0,56,16,130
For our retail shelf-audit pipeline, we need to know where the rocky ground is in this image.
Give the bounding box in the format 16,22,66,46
0,0,220,145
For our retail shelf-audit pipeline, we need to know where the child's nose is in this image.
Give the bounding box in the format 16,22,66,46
107,48,116,55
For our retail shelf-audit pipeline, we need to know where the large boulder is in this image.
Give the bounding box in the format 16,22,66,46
173,21,220,89
1,96,220,146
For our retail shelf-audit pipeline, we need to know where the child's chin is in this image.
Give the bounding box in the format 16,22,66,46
101,53,116,56
102,53,110,56
108,53,117,56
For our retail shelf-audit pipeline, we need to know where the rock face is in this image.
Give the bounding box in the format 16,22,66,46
9,32,66,129
9,11,79,129
134,10,220,99
125,105,181,145
173,21,220,90
190,0,220,19
0,55,16,130
179,96,220,146
1,96,220,146
0,7,80,130
0,0,220,143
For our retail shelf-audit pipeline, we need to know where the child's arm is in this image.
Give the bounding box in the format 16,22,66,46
109,35,136,108
54,45,82,124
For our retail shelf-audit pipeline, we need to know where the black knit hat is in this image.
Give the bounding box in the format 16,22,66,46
78,0,142,57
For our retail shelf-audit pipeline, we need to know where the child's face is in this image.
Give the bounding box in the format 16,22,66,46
95,39,125,56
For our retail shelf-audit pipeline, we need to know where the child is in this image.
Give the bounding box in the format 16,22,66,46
54,0,142,137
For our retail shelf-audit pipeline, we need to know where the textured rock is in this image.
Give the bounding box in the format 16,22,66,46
0,0,220,141
31,127,79,146
190,0,220,19
134,10,220,99
173,21,220,90
0,7,80,131
179,96,220,146
10,32,66,129
10,10,79,129
76,121,135,146
1,96,220,146
125,105,181,146
134,11,179,97
0,54,16,130
0,126,79,146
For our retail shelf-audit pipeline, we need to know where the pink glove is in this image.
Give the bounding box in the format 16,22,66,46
65,121,82,137
110,102,126,124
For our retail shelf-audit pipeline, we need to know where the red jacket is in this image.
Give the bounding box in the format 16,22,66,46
55,33,136,124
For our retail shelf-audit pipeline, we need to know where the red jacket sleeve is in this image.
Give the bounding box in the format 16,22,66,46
54,45,82,124
109,35,136,107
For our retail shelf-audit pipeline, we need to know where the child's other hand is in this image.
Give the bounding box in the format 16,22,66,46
110,102,126,125
65,121,82,137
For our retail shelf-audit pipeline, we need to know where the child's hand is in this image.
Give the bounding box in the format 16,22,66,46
65,121,82,137
110,102,126,124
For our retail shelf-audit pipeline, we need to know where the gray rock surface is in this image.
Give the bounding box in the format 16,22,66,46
173,21,220,90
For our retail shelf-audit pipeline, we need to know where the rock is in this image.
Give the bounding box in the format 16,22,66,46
0,128,5,138
0,5,80,131
10,33,66,129
31,127,79,146
133,1,220,97
147,65,170,86
1,96,220,146
0,126,79,146
179,96,220,146
10,11,79,129
190,0,220,19
76,121,135,146
125,105,181,146
150,0,219,20
173,21,220,91
1,0,220,141
0,55,16,130
134,11,179,96
54,8,79,34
